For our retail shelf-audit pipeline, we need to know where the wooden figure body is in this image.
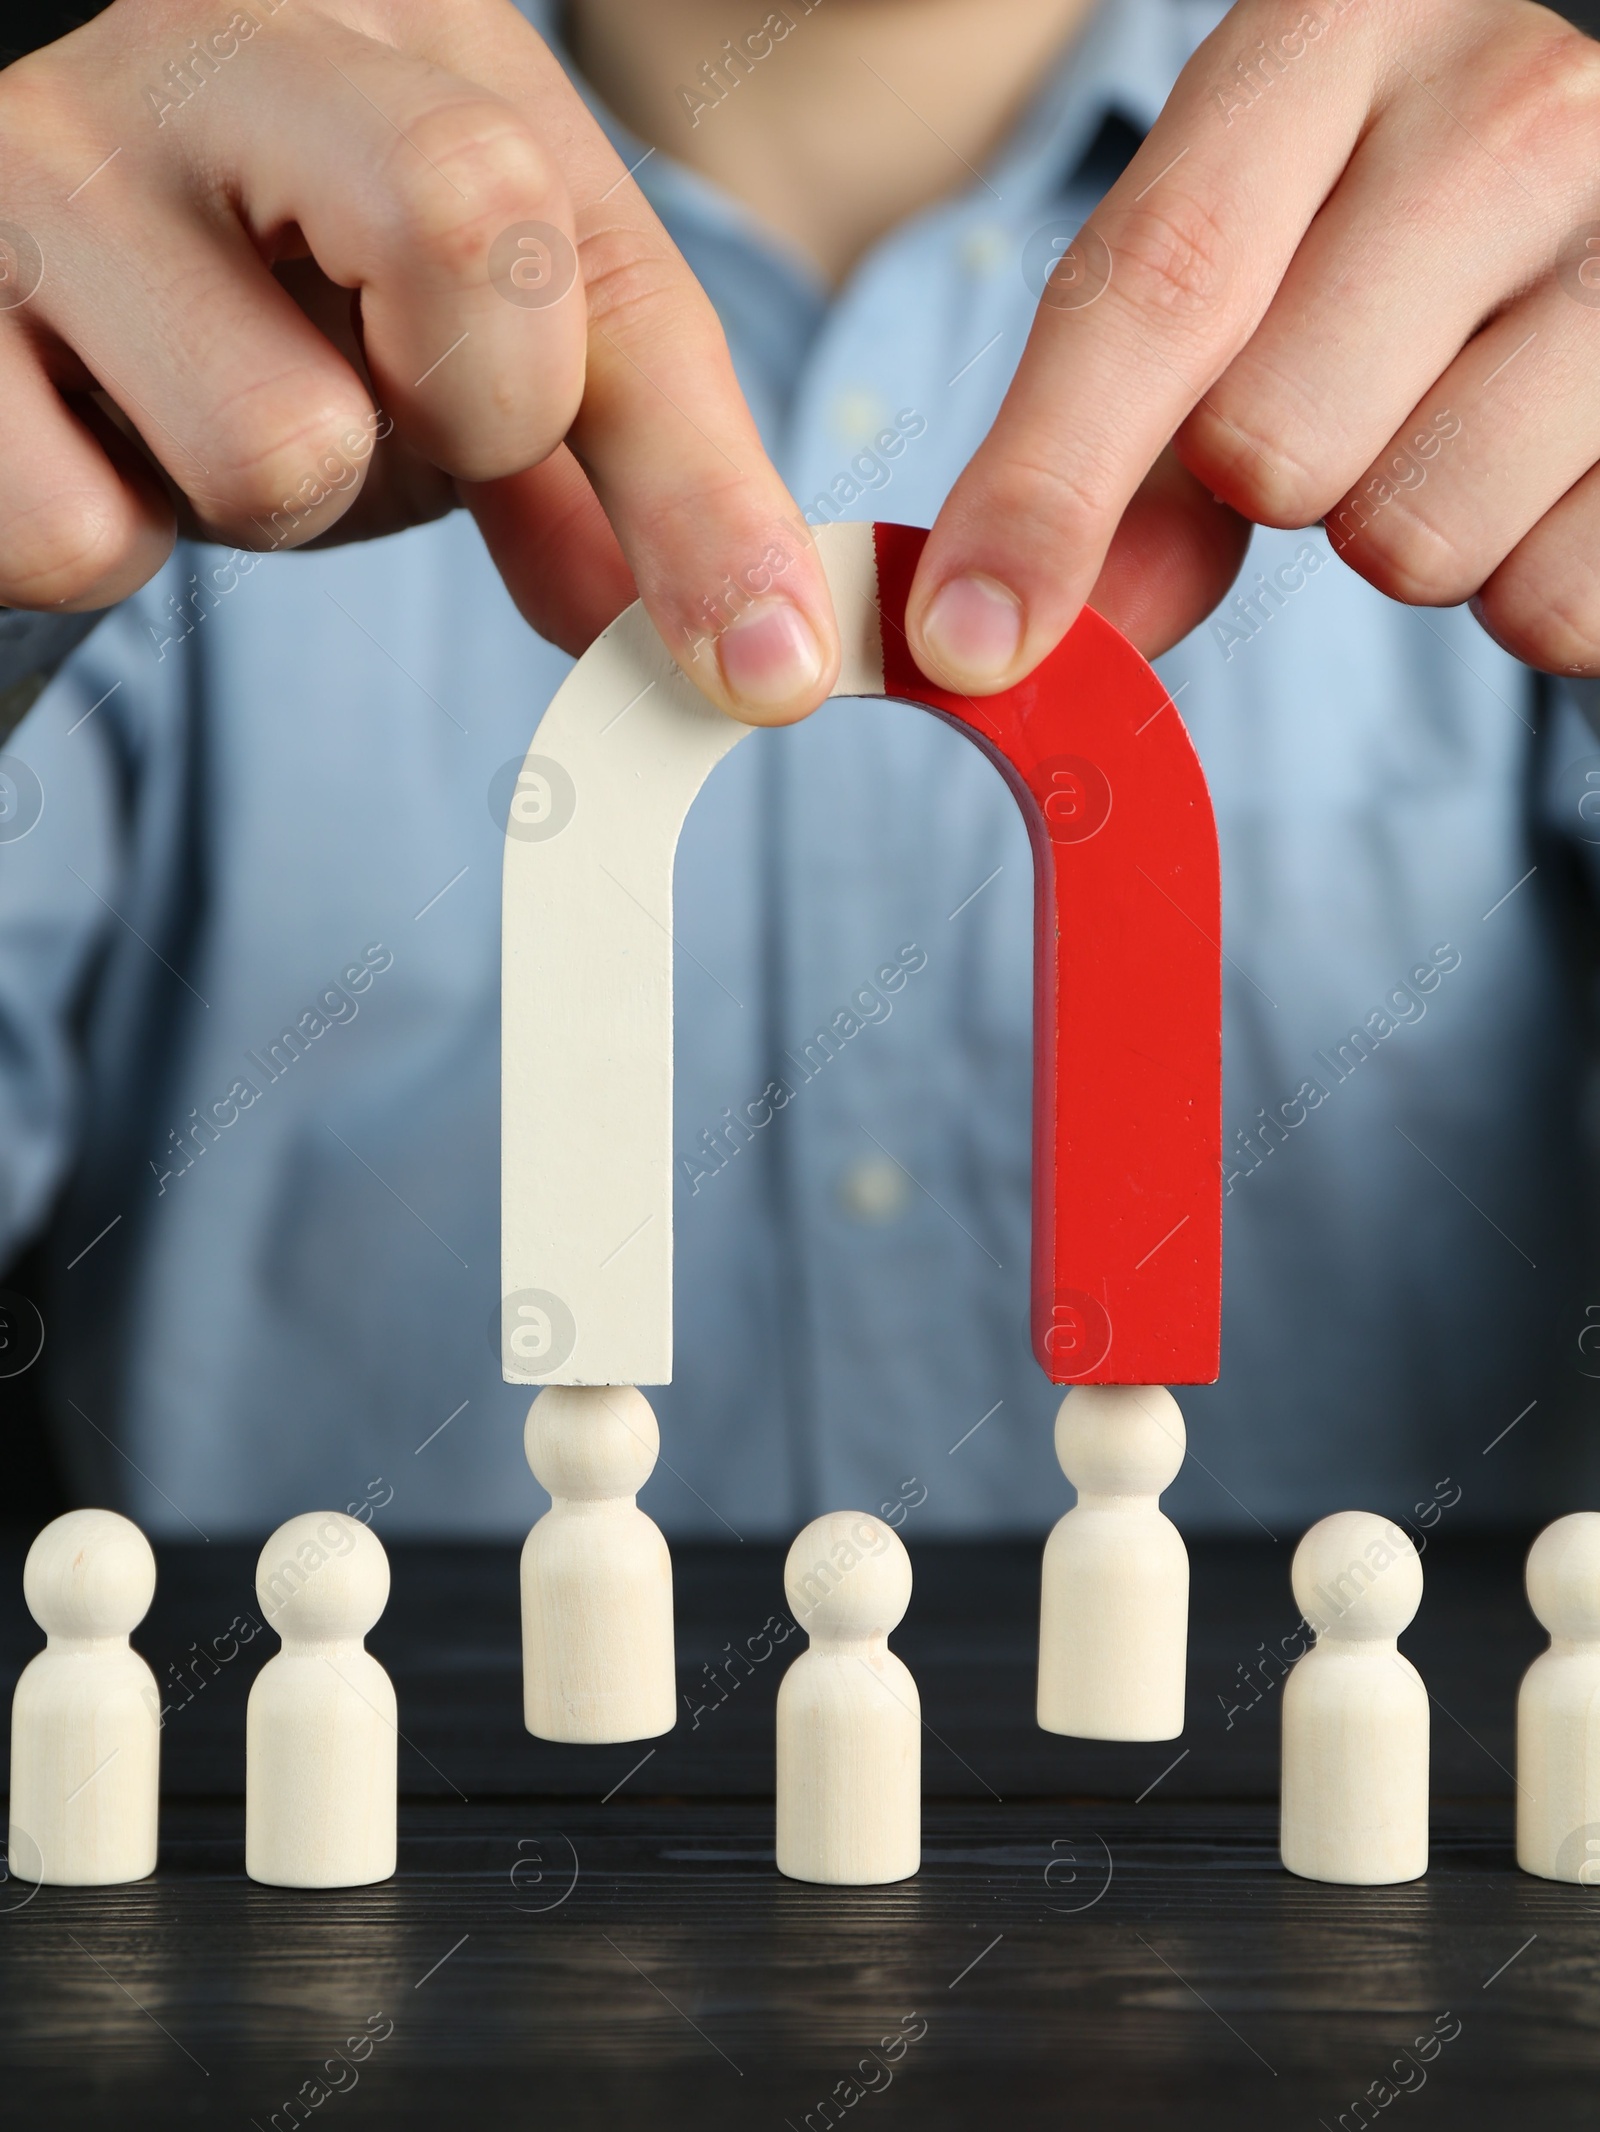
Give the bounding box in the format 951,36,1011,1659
1280,1511,1428,1885
776,1511,919,1885
246,1512,396,1889
521,1385,675,1743
1037,1385,1188,1740
1517,1512,1600,1883
8,1509,159,1887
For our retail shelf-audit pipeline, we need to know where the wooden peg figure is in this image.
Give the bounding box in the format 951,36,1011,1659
8,1509,160,1887
246,1512,396,1888
1037,1386,1189,1740
1281,1511,1428,1885
1517,1512,1600,1883
521,1385,676,1743
776,1511,919,1885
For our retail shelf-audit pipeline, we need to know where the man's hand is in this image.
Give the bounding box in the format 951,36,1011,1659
0,0,841,720
908,0,1600,688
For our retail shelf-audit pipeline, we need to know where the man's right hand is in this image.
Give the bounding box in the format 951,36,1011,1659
0,0,842,720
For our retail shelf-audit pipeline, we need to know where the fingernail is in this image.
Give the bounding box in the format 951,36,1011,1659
716,597,825,711
920,573,1024,685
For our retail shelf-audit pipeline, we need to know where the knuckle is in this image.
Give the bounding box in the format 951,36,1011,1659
0,59,93,220
1104,192,1239,327
968,447,1119,559
380,101,563,283
1181,401,1325,526
576,220,689,337
201,398,378,533
637,465,756,537
1186,347,1346,523
629,476,801,632
1331,490,1475,606
0,46,71,138
0,488,135,605
1477,561,1600,676
1455,15,1600,170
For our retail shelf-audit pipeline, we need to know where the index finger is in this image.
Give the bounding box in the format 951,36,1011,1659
906,0,1383,692
417,7,842,723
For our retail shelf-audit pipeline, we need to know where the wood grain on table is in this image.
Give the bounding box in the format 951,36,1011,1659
0,1535,1590,2130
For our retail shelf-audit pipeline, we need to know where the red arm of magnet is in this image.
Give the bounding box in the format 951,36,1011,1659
872,523,1221,1385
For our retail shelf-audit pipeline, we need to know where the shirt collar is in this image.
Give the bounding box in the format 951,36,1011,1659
517,0,1218,228
983,0,1201,208
518,0,817,277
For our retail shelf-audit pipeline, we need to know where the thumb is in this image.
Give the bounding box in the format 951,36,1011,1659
1085,447,1250,661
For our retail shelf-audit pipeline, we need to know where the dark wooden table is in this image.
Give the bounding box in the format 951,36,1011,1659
0,1531,1594,2129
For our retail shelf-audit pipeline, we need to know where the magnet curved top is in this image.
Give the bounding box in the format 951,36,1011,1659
502,521,1220,1389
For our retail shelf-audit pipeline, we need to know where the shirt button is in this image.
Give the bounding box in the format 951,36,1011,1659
836,1155,912,1224
829,388,889,447
958,224,1011,277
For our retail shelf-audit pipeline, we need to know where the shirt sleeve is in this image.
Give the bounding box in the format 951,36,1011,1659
0,607,145,1266
1557,674,1600,747
1542,674,1600,912
0,611,107,743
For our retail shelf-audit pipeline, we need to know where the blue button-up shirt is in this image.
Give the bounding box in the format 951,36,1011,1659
3,0,1598,1540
